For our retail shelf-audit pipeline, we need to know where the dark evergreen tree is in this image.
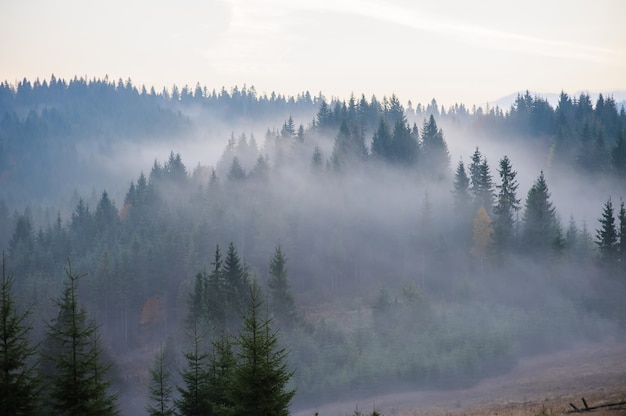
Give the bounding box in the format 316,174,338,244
267,245,297,328
0,253,40,416
7,213,35,276
420,115,450,179
146,345,175,416
521,172,558,253
176,326,211,416
370,118,392,162
42,260,119,416
222,243,250,329
250,155,270,182
468,148,484,208
229,285,295,416
311,145,323,173
187,272,207,330
596,197,618,268
227,157,246,182
452,159,471,215
165,151,188,184
477,158,495,212
618,199,626,277
207,334,236,416
390,120,418,166
331,119,368,172
612,130,626,178
493,156,521,250
206,246,226,329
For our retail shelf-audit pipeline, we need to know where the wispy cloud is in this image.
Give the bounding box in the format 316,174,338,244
294,0,625,66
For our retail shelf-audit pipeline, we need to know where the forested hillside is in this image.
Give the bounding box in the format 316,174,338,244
1,77,625,415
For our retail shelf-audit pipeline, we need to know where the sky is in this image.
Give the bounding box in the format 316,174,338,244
2,0,625,107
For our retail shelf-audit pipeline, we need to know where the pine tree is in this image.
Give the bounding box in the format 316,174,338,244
596,197,618,268
468,148,494,211
0,252,40,416
420,115,450,179
522,172,558,253
370,118,392,162
612,130,626,178
452,159,471,215
206,246,226,329
187,272,207,330
390,120,418,166
311,146,323,173
43,259,119,416
207,334,236,416
618,199,626,277
229,285,295,416
146,345,175,416
267,245,297,328
222,243,249,330
493,156,521,250
227,157,246,182
176,326,212,416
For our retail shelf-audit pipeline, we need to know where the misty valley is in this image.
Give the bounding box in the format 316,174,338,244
1,77,625,416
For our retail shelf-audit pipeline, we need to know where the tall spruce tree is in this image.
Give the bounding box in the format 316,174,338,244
222,243,250,329
267,245,297,328
522,172,558,253
176,326,212,416
618,199,626,277
207,334,236,416
468,148,494,211
493,156,521,250
611,130,626,178
370,118,392,162
420,115,450,179
42,260,119,416
229,285,295,416
146,345,175,416
206,246,226,329
452,159,471,215
0,252,40,416
596,197,618,268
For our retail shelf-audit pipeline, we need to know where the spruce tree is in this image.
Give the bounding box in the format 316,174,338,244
207,334,236,416
452,159,471,215
618,199,626,277
229,285,295,416
468,148,494,211
146,344,175,416
0,252,40,416
611,130,626,178
596,197,618,268
390,120,418,166
206,246,226,329
493,156,521,250
222,243,250,329
176,326,212,416
420,115,450,179
267,245,297,328
43,260,119,416
187,272,207,330
370,118,392,162
522,172,558,253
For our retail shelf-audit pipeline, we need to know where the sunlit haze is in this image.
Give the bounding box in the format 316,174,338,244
2,0,625,106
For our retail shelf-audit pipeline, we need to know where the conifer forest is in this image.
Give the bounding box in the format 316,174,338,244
1,77,626,415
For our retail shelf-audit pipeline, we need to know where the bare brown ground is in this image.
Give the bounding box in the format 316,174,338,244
294,341,626,416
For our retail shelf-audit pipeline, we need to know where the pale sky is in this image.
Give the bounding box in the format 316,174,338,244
2,0,625,107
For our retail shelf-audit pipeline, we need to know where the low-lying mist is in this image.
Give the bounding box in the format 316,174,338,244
2,82,625,416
